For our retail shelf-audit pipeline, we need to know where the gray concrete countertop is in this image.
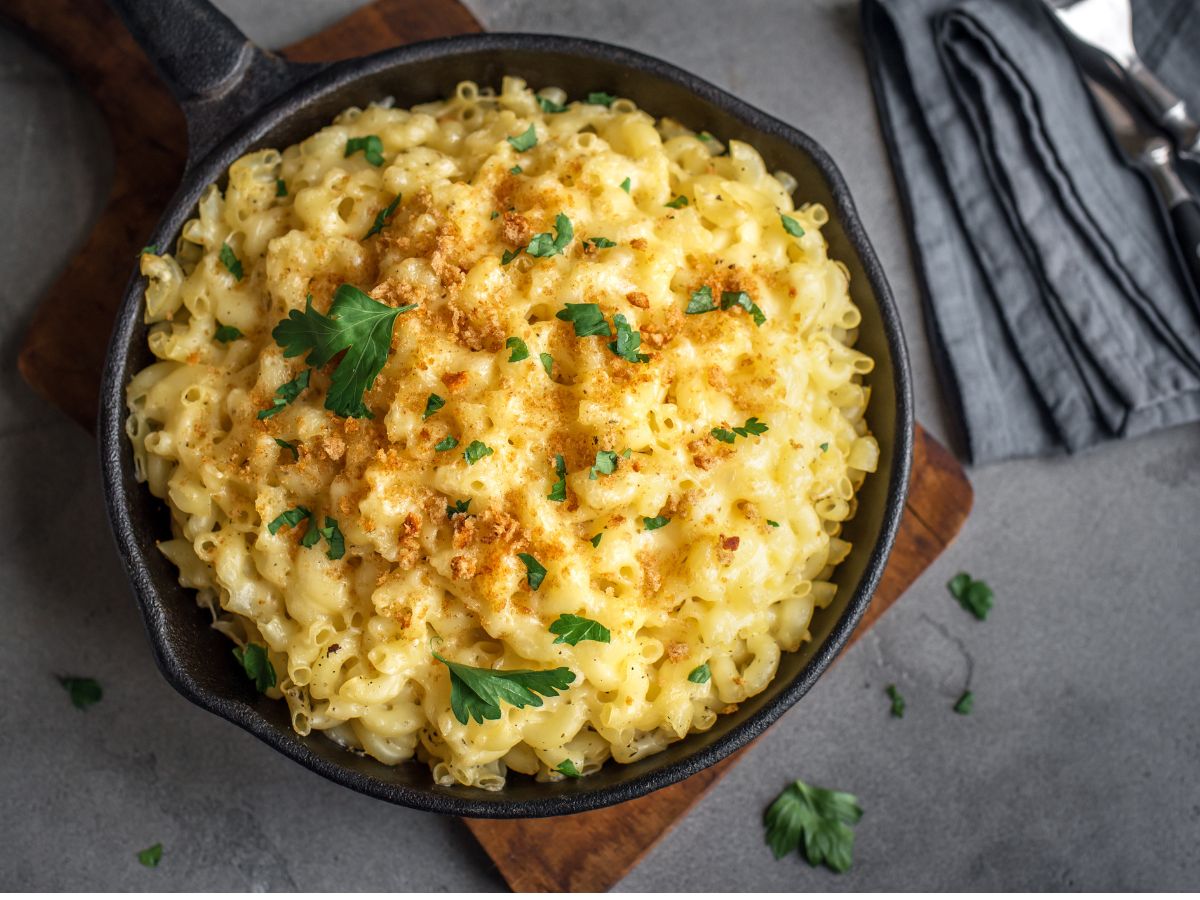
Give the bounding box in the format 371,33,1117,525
2,0,1197,890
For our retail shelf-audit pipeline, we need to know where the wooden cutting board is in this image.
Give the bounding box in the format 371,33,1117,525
4,0,973,891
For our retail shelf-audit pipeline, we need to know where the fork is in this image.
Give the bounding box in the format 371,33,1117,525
1045,0,1200,163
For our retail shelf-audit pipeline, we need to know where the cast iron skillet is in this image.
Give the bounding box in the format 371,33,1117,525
98,0,914,818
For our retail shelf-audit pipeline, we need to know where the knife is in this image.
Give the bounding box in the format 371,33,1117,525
1086,75,1200,298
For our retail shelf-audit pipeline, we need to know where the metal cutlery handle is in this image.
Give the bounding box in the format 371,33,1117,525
1144,149,1200,296
1168,199,1200,299
1126,59,1200,164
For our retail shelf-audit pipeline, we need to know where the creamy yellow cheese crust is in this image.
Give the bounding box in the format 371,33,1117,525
126,78,878,789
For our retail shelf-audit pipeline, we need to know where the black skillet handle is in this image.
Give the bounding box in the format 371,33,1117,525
1170,198,1200,301
107,0,322,167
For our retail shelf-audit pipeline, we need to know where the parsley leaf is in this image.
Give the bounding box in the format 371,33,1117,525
540,352,554,376
527,213,574,258
214,322,242,343
698,131,715,142
619,177,632,193
423,393,445,419
508,124,538,152
435,435,459,452
556,759,582,778
767,519,781,528
885,684,905,718
58,676,102,710
643,515,671,530
585,237,616,249
589,532,603,547
233,643,276,692
720,290,766,326
608,313,650,363
345,134,385,166
137,843,163,869
365,193,401,239
517,552,547,590
712,418,769,444
686,284,717,314
538,96,568,114
447,498,471,519
764,779,862,873
274,438,299,459
587,91,617,106
665,194,689,209
268,506,311,535
463,440,494,465
781,213,805,237
300,517,321,549
490,210,500,220
589,449,619,479
688,663,710,684
140,244,158,256
219,242,243,281
711,427,736,444
506,336,530,362
947,572,993,621
275,178,287,197
556,302,611,337
954,690,974,715
501,247,523,265
319,517,345,560
271,286,416,418
548,454,567,502
550,613,611,645
819,442,830,452
257,369,311,419
509,165,523,175
433,651,574,725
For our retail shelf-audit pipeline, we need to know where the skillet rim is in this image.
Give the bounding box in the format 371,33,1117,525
98,31,914,819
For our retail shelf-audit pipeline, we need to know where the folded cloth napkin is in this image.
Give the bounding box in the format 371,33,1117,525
862,0,1200,462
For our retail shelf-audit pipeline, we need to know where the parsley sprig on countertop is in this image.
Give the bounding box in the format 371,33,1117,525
58,676,102,710
433,651,574,725
271,286,416,418
947,572,993,620
765,778,862,873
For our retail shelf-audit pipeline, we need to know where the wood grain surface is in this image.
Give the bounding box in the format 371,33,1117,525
4,0,972,891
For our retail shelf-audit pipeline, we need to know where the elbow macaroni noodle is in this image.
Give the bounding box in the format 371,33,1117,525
126,78,878,789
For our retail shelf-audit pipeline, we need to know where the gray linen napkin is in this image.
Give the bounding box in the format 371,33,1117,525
862,0,1200,462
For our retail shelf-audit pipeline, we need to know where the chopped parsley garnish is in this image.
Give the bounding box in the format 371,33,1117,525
527,213,574,257
712,417,769,444
257,368,311,419
58,676,102,710
300,517,321,549
589,449,620,479
540,352,554,376
665,194,689,209
517,552,547,590
140,244,158,256
490,210,500,219
556,302,611,337
643,515,671,530
947,572,993,620
720,290,766,326
433,651,574,725
505,336,530,362
233,643,276,692
319,517,345,560
271,286,417,418
274,438,299,459
781,213,805,237
214,322,242,343
136,843,163,869
507,123,538,152
548,454,567,502
711,427,737,444
686,284,717,314
954,690,974,715
550,613,611,646
619,177,632,193
501,247,522,265
268,506,311,535
435,435,459,452
218,242,243,281
584,237,616,249
365,193,401,239
587,91,617,106
698,131,715,142
767,519,781,528
621,448,632,458
462,440,493,465
447,498,471,518
423,393,445,419
275,178,287,197
509,165,523,175
537,96,568,114
885,684,905,718
688,663,710,684
345,134,384,166
764,778,862,873
819,442,830,452
608,313,650,363
589,532,603,547
555,759,582,778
